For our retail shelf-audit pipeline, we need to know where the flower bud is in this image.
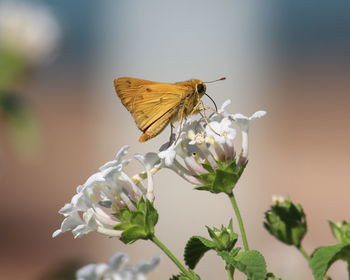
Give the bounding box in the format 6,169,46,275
264,196,307,247
329,221,350,244
206,220,238,252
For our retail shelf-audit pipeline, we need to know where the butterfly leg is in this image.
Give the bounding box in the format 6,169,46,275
174,107,186,144
167,123,176,147
196,100,222,137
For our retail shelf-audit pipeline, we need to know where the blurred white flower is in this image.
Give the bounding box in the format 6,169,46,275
0,1,61,65
76,252,160,280
53,146,160,239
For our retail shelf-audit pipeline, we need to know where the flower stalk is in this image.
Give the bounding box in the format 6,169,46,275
228,192,250,251
298,246,311,263
151,235,192,278
226,267,234,280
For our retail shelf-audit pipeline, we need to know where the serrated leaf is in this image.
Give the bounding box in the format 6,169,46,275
184,236,216,269
169,271,200,280
219,250,267,280
311,243,350,280
265,272,283,280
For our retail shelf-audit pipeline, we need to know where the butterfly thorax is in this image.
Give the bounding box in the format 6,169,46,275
172,79,206,121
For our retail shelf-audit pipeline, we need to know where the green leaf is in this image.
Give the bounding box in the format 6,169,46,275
265,272,283,280
184,236,216,269
219,250,267,280
0,48,26,89
169,271,200,280
311,243,350,280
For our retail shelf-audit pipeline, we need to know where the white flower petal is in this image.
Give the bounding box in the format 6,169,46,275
134,256,160,275
76,253,159,280
100,146,130,171
251,110,267,120
219,99,231,112
108,252,128,271
76,264,99,280
134,152,160,170
158,147,177,166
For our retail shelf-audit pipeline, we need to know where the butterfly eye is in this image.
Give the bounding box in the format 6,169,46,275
197,84,205,94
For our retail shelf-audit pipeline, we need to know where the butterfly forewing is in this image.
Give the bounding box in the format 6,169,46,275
114,77,194,141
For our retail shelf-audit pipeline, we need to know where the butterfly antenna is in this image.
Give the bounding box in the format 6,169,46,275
204,77,226,83
202,77,225,111
204,93,218,112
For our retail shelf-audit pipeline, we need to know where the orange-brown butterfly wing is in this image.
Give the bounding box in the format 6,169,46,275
114,77,192,141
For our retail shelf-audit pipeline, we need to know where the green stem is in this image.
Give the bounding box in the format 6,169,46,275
228,192,250,251
151,235,191,278
298,246,311,263
226,267,234,280
347,261,350,280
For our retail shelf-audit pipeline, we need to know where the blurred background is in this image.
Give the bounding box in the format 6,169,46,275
1,0,350,279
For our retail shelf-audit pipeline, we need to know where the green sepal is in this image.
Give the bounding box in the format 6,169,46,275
206,219,238,251
329,221,350,244
311,243,350,280
263,199,307,247
219,250,267,280
202,163,214,173
195,160,247,195
114,197,158,244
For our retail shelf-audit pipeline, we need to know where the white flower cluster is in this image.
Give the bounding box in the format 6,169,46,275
0,1,61,65
158,100,266,185
53,100,266,239
76,252,160,280
53,146,160,238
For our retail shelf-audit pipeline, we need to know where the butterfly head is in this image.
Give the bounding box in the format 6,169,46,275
190,80,207,97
